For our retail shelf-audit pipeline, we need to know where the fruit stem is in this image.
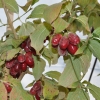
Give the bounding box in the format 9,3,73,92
1,0,18,39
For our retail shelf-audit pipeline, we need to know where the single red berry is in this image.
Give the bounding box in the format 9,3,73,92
5,58,17,69
68,33,80,45
3,82,12,93
51,34,62,46
67,44,78,55
35,93,40,100
25,52,32,57
25,56,34,67
24,45,31,52
30,87,37,95
17,54,26,63
20,41,27,49
58,46,67,56
33,81,41,91
21,62,27,72
10,67,18,76
13,63,21,72
59,36,69,50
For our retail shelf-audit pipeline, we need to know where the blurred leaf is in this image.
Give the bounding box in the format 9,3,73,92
1,48,21,61
0,60,5,66
20,0,32,12
25,81,35,88
0,0,19,13
86,81,100,100
0,82,7,100
84,0,97,14
66,88,90,100
9,77,33,100
76,15,90,32
33,56,46,80
18,22,35,36
89,39,100,60
30,23,52,54
43,48,53,59
75,43,87,55
51,53,59,65
45,71,61,81
44,3,63,23
52,18,69,33
76,0,90,7
29,4,48,18
43,78,59,99
31,0,39,5
79,54,90,75
61,1,73,14
59,59,78,88
93,27,100,38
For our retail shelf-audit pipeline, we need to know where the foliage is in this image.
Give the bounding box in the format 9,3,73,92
0,0,100,100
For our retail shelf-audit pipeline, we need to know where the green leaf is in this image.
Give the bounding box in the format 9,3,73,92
0,60,5,66
93,27,100,38
89,39,100,60
1,48,21,61
79,54,90,75
66,88,90,100
43,78,59,99
43,3,63,23
76,0,90,7
75,43,87,55
76,15,90,32
0,82,7,100
9,78,33,100
31,0,39,5
30,23,52,54
45,71,61,81
18,22,35,36
0,0,19,13
20,0,32,12
43,48,53,59
33,57,46,80
29,4,48,18
86,82,100,100
59,58,78,88
52,18,69,33
25,81,35,88
61,1,73,14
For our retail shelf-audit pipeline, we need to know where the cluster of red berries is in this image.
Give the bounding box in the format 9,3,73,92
5,38,35,78
51,33,80,56
30,81,42,100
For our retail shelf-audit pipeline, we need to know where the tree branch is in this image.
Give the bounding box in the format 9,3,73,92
1,0,17,39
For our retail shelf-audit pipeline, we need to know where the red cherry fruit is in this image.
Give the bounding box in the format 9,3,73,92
10,67,18,76
59,36,69,50
51,34,62,46
3,82,12,93
25,52,32,57
13,63,21,72
68,33,80,45
30,87,37,95
24,45,31,52
35,93,40,100
67,44,78,55
33,81,41,91
25,56,34,67
17,54,26,63
21,62,27,72
20,41,27,49
5,58,16,69
31,48,36,56
58,46,67,56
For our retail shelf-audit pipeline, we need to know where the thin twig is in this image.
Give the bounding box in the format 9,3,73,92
1,0,17,39
0,8,32,27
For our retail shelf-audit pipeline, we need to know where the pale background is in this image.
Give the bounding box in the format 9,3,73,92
0,0,100,100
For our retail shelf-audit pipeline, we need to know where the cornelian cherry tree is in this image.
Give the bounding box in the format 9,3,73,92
0,0,100,100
